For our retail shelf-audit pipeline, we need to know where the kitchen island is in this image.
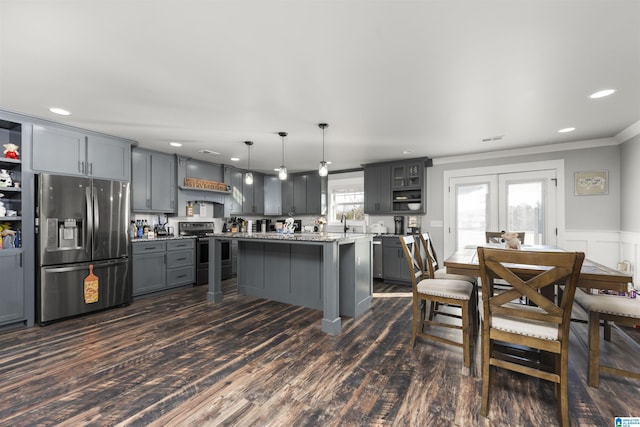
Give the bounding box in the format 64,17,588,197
207,232,373,334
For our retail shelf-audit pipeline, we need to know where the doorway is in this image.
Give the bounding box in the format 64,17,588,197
443,160,564,257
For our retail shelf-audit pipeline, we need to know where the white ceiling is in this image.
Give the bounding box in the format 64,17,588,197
1,0,639,174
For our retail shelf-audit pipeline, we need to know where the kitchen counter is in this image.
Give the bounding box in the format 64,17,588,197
207,232,373,335
205,231,371,243
130,235,196,243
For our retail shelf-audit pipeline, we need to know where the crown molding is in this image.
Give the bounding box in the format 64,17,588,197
614,119,640,143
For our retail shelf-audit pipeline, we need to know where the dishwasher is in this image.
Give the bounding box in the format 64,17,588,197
373,237,383,279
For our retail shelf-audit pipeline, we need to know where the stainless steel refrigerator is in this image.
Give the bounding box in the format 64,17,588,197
36,173,131,324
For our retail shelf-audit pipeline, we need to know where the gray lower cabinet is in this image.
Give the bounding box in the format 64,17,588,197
0,251,24,326
132,238,195,296
166,239,195,287
132,241,167,295
382,237,411,284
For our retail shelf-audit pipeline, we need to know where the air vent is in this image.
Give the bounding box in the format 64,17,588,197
198,149,221,155
481,135,504,143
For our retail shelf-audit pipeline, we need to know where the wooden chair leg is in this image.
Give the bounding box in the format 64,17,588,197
480,328,491,416
462,300,470,368
558,355,570,427
603,320,612,341
588,310,600,387
410,299,420,348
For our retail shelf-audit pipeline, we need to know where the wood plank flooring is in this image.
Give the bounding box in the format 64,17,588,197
0,280,638,426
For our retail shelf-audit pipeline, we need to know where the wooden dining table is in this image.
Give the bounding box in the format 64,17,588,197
444,245,632,293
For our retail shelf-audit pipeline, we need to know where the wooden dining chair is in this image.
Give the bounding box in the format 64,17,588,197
485,231,525,245
477,247,584,427
419,232,476,283
574,290,640,387
399,235,475,368
418,233,478,330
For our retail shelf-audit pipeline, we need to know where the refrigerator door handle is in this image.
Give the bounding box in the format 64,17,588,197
93,186,100,233
43,259,127,273
85,185,93,252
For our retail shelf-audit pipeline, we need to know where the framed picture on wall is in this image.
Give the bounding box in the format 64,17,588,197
575,170,608,195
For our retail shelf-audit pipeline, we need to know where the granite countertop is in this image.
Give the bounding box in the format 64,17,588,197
205,231,372,243
130,235,196,243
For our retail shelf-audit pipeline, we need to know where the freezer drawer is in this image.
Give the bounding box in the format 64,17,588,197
38,258,131,324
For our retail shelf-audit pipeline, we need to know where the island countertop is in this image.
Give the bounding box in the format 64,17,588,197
205,231,371,243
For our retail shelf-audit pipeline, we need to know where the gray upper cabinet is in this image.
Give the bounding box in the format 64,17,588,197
281,172,322,215
131,149,176,213
242,172,264,215
305,173,321,214
32,125,131,181
264,175,282,216
364,164,392,214
226,167,244,215
392,160,423,190
365,158,430,214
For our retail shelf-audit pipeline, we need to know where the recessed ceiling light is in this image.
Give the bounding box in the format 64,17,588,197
589,89,615,99
402,150,414,155
230,157,240,162
169,142,182,147
558,127,575,133
49,107,71,116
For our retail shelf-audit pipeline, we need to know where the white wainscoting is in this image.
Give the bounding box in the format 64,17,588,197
561,230,640,290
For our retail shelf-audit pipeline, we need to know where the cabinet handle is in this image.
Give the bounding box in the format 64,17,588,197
146,199,151,208
176,257,187,261
78,161,84,174
89,162,93,175
20,252,23,267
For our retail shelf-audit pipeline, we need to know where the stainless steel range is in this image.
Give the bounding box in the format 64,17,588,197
178,222,231,284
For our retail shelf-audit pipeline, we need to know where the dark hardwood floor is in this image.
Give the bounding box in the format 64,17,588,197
0,280,638,426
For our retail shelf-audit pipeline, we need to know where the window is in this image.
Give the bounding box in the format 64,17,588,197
328,172,365,224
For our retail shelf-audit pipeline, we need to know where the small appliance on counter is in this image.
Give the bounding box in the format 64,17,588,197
369,223,388,235
394,216,404,235
406,215,422,234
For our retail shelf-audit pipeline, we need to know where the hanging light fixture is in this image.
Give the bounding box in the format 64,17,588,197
278,131,288,180
244,141,254,185
318,123,329,176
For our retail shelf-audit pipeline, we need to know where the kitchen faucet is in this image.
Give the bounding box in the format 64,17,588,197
341,213,349,233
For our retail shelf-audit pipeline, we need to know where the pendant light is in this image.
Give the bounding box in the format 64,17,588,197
244,141,253,185
318,123,329,176
278,131,288,180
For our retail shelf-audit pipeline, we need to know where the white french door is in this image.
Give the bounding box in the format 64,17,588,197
445,166,559,256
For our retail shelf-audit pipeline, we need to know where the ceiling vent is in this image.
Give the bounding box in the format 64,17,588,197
481,135,505,143
198,149,221,155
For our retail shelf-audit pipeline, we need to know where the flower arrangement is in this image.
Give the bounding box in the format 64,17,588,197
315,216,327,225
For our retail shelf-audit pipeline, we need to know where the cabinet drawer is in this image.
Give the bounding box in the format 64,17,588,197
167,239,195,251
167,249,194,269
131,241,166,254
167,266,195,287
